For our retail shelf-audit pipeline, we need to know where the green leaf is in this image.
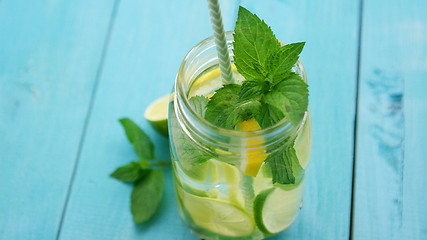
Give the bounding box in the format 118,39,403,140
233,6,280,80
188,95,209,118
205,84,261,129
139,158,150,169
238,79,268,102
255,102,285,128
265,143,304,184
265,42,305,83
205,84,240,127
110,162,147,183
131,169,164,223
263,73,308,126
173,130,212,166
252,62,268,78
223,100,262,129
170,107,212,167
119,118,155,160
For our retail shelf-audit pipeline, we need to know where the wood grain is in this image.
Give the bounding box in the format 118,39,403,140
1,0,424,239
0,0,115,239
56,1,213,239
352,0,427,239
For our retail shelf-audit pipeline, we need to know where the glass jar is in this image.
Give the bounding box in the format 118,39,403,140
168,31,311,240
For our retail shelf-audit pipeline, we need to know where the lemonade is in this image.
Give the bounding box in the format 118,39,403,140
169,5,311,238
169,33,311,238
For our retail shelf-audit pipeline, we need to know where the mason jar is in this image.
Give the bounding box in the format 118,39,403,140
168,31,311,240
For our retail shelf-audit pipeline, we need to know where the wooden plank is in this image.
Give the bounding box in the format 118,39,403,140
352,0,427,239
243,1,361,239
57,1,214,239
0,1,115,239
58,0,360,239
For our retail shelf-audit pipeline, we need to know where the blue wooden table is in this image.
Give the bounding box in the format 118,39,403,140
1,0,426,239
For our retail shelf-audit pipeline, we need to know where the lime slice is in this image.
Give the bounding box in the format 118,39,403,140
180,189,255,237
254,185,304,234
176,158,211,182
144,94,170,136
210,160,244,206
294,112,312,169
174,175,219,198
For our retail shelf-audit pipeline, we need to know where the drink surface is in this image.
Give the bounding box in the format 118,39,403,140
169,65,311,239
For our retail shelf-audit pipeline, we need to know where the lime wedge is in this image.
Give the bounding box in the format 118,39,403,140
254,185,304,234
144,94,170,136
180,190,255,237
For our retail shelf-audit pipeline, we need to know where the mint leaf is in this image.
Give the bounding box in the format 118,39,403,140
110,162,147,183
189,95,209,118
120,118,154,160
205,84,261,129
224,100,262,129
238,79,268,102
265,142,304,184
266,42,305,84
131,169,164,223
173,130,212,166
252,62,268,78
205,84,240,127
255,102,285,128
170,107,212,167
233,6,280,80
263,73,308,126
139,158,150,169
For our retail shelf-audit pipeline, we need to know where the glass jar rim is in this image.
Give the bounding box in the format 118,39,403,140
174,31,308,148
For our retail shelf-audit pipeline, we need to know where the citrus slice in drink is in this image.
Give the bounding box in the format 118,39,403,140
144,94,170,136
176,158,210,182
179,189,255,237
189,65,243,98
237,118,269,177
294,112,312,169
209,159,244,206
253,185,304,235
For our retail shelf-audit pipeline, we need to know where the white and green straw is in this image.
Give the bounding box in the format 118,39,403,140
207,0,234,84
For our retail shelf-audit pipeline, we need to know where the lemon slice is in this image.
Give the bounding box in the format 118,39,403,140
144,94,170,136
253,184,304,234
178,186,255,237
189,65,241,98
237,118,269,177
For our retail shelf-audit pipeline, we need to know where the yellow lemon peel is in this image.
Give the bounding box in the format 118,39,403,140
238,118,268,177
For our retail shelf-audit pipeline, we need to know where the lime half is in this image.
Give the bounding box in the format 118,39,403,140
144,94,170,136
180,189,255,237
254,186,303,234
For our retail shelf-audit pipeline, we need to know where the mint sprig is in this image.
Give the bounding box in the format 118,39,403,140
110,161,147,183
119,118,155,160
265,42,305,84
205,84,262,129
170,99,213,168
255,103,285,128
265,141,305,185
111,118,170,224
238,79,268,102
188,95,209,118
202,6,308,184
233,7,280,80
263,73,308,126
131,169,164,223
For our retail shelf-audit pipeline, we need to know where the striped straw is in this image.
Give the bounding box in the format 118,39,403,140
207,0,234,84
